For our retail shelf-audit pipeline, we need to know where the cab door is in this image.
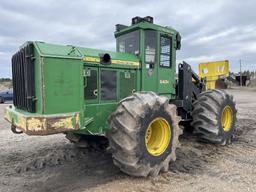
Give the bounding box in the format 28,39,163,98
157,34,175,95
141,30,158,92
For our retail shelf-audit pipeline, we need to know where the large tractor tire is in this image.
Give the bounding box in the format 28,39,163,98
107,92,182,177
191,89,237,145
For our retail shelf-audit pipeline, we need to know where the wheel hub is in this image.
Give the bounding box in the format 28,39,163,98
221,106,233,132
145,117,171,156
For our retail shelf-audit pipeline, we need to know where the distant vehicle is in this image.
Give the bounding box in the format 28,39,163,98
0,89,13,103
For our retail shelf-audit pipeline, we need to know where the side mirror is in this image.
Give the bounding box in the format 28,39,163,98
176,33,181,50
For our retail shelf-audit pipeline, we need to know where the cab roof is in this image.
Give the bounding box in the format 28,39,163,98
115,16,179,38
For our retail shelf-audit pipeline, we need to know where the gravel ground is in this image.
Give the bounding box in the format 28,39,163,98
0,87,255,192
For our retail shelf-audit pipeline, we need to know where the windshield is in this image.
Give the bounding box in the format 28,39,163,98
116,31,139,55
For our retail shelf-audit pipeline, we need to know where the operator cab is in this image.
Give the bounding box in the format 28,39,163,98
115,16,181,97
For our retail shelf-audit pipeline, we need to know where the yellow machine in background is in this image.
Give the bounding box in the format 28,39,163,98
199,60,229,90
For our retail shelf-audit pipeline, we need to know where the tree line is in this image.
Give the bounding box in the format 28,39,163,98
0,78,12,82
230,71,256,79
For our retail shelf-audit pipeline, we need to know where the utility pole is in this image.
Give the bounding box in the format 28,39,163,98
239,59,242,86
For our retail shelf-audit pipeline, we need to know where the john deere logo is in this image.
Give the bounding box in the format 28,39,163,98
160,80,169,84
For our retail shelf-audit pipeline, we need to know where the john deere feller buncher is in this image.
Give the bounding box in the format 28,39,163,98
4,16,237,177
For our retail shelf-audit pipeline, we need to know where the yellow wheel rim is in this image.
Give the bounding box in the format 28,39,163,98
221,106,233,132
145,117,171,156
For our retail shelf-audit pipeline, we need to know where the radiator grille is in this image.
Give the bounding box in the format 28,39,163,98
12,42,36,112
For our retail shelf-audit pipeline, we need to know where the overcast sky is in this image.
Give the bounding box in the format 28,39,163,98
0,0,256,77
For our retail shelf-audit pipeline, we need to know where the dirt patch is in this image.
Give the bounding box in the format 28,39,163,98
248,78,256,87
0,87,256,192
0,81,12,91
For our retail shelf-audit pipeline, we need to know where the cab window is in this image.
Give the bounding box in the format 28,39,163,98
160,35,172,67
144,30,156,65
116,31,139,55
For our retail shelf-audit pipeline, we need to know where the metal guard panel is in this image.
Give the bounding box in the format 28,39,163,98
199,60,229,79
4,105,80,135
